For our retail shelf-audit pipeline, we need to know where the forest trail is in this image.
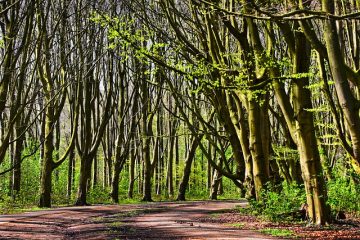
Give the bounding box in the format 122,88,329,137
0,200,276,239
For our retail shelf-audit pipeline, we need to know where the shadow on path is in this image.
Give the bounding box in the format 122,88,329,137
0,200,276,240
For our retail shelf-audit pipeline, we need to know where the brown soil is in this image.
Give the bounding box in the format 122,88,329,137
0,200,275,240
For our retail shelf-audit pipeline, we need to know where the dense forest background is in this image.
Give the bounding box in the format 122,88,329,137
1,0,360,225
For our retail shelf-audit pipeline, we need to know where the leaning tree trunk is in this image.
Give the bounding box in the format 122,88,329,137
210,155,223,200
177,135,203,201
110,155,126,203
322,0,360,174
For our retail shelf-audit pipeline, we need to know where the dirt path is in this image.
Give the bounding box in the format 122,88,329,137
0,200,276,239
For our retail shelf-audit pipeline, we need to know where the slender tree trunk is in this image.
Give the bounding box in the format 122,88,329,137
128,142,135,198
322,0,360,174
110,154,126,203
166,99,176,196
210,169,221,200
67,143,75,199
39,105,55,208
207,140,212,191
232,93,254,199
142,138,152,201
54,121,60,182
93,156,98,188
177,135,203,201
175,135,180,187
12,119,25,196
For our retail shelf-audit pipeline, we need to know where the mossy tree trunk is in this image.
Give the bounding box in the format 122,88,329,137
36,0,76,207
272,17,331,224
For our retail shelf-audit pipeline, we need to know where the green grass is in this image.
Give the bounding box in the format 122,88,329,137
117,198,142,204
259,228,294,237
228,222,244,228
105,210,142,218
108,221,123,228
210,213,220,218
0,204,52,215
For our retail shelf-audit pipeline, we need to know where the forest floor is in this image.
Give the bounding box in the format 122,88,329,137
0,200,358,239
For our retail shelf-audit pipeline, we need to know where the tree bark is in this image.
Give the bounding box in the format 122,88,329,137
177,135,203,201
322,0,360,174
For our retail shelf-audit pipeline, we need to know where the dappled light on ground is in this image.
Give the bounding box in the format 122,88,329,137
0,200,275,239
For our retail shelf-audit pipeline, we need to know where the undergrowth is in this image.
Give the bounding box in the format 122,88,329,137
240,176,360,222
242,182,306,221
259,228,294,237
327,176,360,215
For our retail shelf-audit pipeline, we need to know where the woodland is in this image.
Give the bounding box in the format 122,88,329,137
0,0,360,228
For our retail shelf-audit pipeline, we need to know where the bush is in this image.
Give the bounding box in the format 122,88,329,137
88,185,111,204
247,182,306,221
244,177,360,222
327,176,360,214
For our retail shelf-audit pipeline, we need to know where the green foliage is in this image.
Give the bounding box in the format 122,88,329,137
0,144,41,213
19,145,41,204
88,185,112,204
259,228,294,237
186,149,208,199
242,175,360,222
327,176,360,214
246,182,306,221
272,145,299,162
92,11,272,97
51,154,70,205
0,195,18,214
118,197,142,204
228,222,244,228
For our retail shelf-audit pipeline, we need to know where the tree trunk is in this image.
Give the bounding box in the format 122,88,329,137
92,155,98,188
110,156,125,203
322,0,360,174
293,28,330,225
12,119,25,196
272,23,331,224
210,169,221,200
54,121,60,182
297,124,330,224
142,139,152,201
75,154,93,206
39,105,55,208
177,135,202,201
67,143,75,200
167,140,174,196
128,143,135,198
232,94,254,199
248,98,269,200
